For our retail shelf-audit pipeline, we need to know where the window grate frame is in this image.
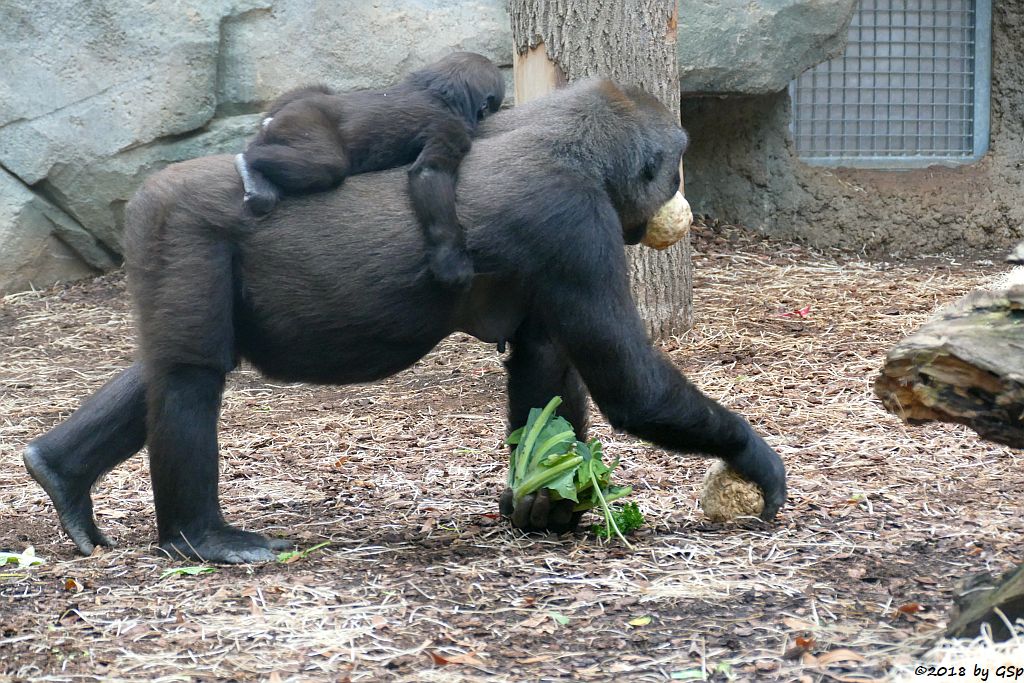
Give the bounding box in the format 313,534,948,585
790,0,992,168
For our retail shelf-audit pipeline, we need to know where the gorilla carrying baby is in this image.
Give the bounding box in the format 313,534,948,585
24,77,787,563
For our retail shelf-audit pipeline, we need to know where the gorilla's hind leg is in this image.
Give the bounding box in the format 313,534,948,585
24,364,147,554
146,364,292,563
137,235,293,563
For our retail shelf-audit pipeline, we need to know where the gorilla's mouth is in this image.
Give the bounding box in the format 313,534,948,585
623,224,646,245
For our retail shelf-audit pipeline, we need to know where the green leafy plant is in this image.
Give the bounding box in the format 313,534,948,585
159,566,216,580
591,502,645,539
507,396,642,545
277,541,330,564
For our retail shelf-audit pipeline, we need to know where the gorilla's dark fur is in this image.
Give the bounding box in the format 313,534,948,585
239,51,505,289
24,80,787,563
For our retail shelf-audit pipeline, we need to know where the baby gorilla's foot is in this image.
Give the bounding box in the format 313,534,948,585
429,243,474,289
235,154,280,216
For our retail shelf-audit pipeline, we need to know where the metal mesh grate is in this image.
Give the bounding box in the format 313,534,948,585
791,0,987,165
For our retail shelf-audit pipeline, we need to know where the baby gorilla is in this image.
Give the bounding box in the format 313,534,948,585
236,52,505,289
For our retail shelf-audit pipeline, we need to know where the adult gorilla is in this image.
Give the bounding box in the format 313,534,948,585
24,80,787,563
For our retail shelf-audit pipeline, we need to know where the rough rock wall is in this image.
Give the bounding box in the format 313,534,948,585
0,0,858,293
0,0,511,294
678,0,857,94
682,3,1024,257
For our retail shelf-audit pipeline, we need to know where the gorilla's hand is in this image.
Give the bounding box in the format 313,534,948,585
499,488,583,533
729,427,787,522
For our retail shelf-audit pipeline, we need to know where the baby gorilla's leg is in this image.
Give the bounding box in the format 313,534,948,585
235,154,280,216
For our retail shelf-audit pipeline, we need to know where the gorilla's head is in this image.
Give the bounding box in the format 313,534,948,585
405,52,506,131
598,84,688,245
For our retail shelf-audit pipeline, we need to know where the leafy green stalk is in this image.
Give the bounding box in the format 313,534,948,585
574,485,632,511
590,467,632,548
530,429,575,471
513,455,583,500
514,396,562,484
592,503,645,538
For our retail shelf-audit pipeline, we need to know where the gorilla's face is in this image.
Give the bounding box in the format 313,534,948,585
622,147,685,246
617,126,689,246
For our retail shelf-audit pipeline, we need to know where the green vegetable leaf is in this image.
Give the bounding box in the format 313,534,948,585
159,566,216,580
506,426,525,445
591,502,645,538
514,397,563,483
513,455,582,499
548,612,570,626
602,485,634,505
544,466,579,503
670,670,705,680
506,396,637,545
0,548,44,568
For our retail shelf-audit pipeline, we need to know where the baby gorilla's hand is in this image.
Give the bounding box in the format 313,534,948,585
499,488,582,533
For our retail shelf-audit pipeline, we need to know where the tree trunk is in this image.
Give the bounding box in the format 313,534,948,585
508,0,693,339
875,280,1024,448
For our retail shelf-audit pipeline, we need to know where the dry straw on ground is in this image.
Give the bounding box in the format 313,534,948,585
1,221,1021,681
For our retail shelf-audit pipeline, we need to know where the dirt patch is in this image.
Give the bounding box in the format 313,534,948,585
1,226,1022,681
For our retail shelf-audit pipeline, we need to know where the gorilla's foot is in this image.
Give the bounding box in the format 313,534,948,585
23,443,113,555
499,488,583,534
429,243,474,290
160,524,293,564
235,154,279,216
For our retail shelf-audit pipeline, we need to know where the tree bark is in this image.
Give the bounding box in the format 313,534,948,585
875,282,1024,448
946,563,1024,641
508,0,693,339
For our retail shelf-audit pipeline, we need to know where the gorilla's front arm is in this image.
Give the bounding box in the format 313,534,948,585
493,195,786,530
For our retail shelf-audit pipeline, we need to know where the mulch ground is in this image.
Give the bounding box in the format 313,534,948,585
1,222,1021,682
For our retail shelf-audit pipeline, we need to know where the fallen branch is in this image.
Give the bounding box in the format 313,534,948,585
875,276,1024,448
946,563,1024,641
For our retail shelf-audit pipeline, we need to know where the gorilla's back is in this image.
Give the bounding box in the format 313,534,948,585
233,169,464,383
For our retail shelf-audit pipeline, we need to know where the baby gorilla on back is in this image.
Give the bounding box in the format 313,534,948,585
236,52,505,289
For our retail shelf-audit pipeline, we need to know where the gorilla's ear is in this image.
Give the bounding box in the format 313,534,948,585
641,150,665,182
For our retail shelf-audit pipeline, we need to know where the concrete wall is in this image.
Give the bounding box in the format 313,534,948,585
681,3,1024,257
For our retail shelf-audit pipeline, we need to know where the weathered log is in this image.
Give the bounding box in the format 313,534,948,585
946,563,1024,640
874,279,1024,448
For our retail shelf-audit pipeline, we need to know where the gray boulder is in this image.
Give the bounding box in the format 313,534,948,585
43,114,263,254
0,0,270,185
678,0,857,94
0,168,115,294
